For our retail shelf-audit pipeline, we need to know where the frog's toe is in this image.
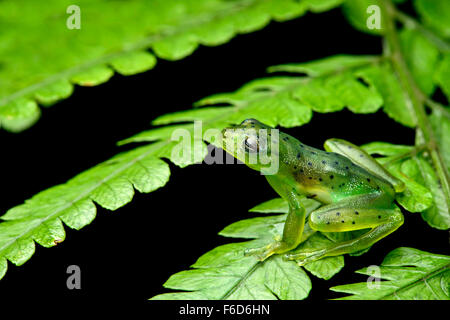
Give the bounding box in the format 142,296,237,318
244,244,276,261
244,247,262,258
299,251,326,266
244,247,269,261
283,253,298,261
284,249,326,266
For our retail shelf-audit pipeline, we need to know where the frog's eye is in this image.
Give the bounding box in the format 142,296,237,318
244,136,259,153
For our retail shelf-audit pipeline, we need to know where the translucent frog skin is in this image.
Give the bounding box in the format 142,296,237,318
222,119,405,265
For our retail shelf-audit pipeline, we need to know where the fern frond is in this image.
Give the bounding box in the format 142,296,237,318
414,0,450,40
122,55,385,132
330,247,450,300
1,49,443,280
0,137,207,280
362,142,450,229
0,0,343,132
151,198,345,300
362,142,449,229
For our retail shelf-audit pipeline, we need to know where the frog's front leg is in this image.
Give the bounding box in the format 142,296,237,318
284,193,404,265
245,190,306,261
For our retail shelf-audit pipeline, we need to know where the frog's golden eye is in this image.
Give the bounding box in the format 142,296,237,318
244,136,259,153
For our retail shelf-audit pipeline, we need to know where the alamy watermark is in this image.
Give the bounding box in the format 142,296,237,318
66,264,81,289
366,265,381,289
366,5,381,30
66,5,81,30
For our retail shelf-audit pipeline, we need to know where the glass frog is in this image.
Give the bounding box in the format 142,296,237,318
222,119,405,265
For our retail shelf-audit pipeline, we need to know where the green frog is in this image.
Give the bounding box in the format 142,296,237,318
222,119,405,265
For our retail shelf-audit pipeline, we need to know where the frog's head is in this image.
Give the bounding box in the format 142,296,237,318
222,119,279,174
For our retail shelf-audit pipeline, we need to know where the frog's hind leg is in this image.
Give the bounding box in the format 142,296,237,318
324,138,405,192
284,193,403,265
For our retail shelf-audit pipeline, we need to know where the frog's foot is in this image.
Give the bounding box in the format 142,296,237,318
283,249,327,266
244,242,282,261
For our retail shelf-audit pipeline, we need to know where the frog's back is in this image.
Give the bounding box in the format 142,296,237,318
284,141,395,204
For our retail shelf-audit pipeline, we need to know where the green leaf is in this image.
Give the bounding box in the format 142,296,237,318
268,55,379,76
342,0,386,35
360,142,443,227
357,62,416,127
270,55,418,127
158,241,270,300
150,292,210,300
292,71,383,114
134,77,317,129
399,28,440,96
296,233,344,280
110,51,157,76
388,159,433,213
249,198,289,214
414,157,450,230
34,80,74,107
414,0,450,39
0,127,209,280
151,199,345,300
367,139,450,229
219,215,287,239
306,0,345,12
71,65,114,87
0,0,343,132
146,62,384,131
268,57,384,114
0,259,6,280
331,247,450,300
151,240,282,300
361,141,413,156
434,54,450,101
264,256,312,300
381,148,450,230
0,98,41,133
430,109,450,172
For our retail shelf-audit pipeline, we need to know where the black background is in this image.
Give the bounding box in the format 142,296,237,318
0,4,448,308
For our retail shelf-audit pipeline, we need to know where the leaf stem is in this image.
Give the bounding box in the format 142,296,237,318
382,0,450,211
383,143,428,167
220,260,263,300
384,263,450,300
